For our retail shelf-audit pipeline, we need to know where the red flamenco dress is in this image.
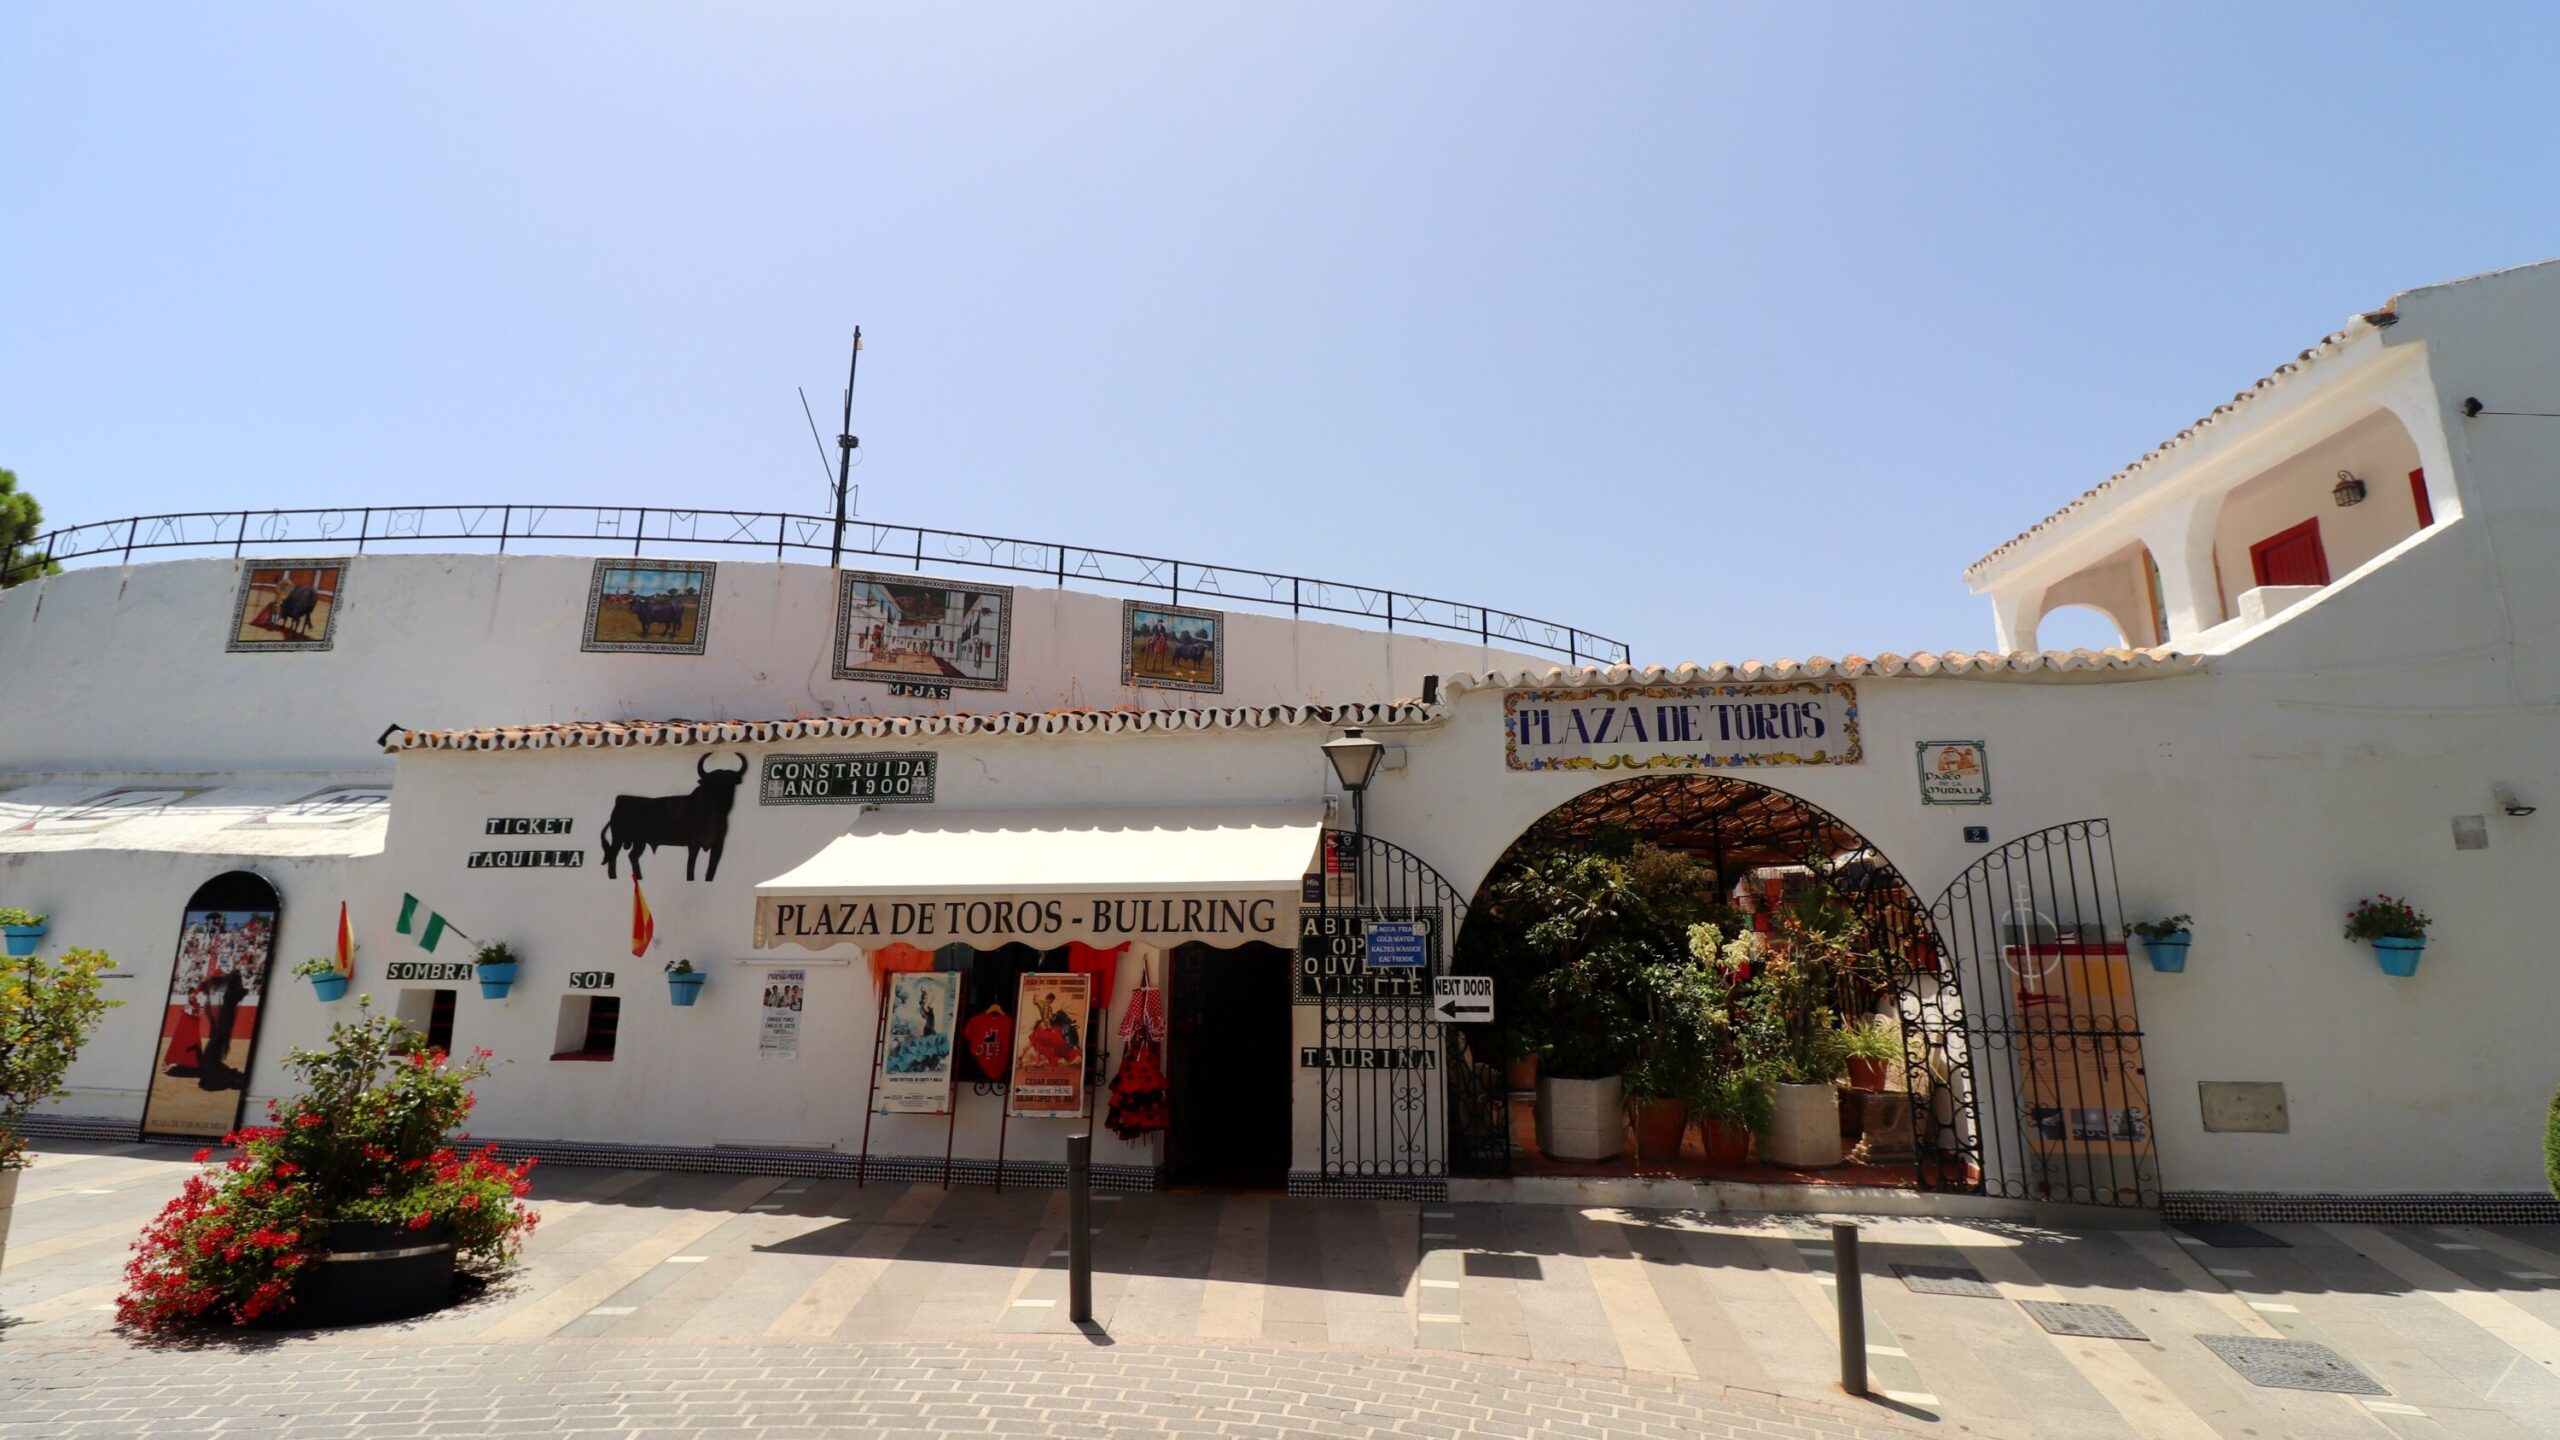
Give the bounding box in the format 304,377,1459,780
1105,964,1169,1141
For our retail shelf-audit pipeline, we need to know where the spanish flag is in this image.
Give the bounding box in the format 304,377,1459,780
334,901,356,978
631,876,655,958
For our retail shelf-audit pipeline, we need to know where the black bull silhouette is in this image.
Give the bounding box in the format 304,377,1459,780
600,753,749,881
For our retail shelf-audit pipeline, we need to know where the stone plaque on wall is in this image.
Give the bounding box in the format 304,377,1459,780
2199,1081,2289,1133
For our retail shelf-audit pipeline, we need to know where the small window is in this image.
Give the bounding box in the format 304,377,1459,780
552,995,621,1061
2410,467,2435,528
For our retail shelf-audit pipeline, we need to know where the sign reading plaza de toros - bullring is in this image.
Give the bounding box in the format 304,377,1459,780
1504,681,1859,771
756,893,1285,951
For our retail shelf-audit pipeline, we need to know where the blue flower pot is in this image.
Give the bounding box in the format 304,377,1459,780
310,972,350,1002
2139,933,2191,973
667,972,705,1007
2,924,45,957
477,959,519,999
2370,936,2427,977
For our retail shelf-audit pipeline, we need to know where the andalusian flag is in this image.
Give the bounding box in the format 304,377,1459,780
396,893,456,952
631,875,655,958
335,901,356,978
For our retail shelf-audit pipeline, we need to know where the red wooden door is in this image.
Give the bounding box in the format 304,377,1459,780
2249,518,2330,587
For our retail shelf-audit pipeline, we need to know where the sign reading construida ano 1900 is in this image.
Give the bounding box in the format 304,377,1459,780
1503,682,1860,771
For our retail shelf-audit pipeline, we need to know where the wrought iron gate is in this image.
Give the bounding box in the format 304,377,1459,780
1309,829,1507,1181
1904,819,2162,1208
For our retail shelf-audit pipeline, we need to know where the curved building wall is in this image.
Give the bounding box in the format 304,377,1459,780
0,553,1545,774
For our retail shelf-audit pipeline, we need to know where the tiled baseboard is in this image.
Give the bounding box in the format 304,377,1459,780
1287,1170,1450,1202
2165,1190,2560,1224
15,1114,147,1143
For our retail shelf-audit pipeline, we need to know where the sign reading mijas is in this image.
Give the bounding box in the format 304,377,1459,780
1503,682,1860,771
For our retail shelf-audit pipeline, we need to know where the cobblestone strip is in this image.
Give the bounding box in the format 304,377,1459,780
0,1337,1931,1440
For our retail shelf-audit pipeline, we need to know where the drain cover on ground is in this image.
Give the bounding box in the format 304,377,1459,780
2175,1222,2289,1248
2198,1335,2388,1395
1893,1263,2001,1298
2019,1301,2147,1340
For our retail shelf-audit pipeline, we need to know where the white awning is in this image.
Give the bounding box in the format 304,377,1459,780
753,804,1323,952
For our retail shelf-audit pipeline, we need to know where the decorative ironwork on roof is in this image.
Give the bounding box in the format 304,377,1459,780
1442,648,2200,694
6,504,1631,665
387,702,1439,753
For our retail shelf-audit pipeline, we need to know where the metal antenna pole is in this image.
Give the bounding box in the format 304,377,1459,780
829,327,863,569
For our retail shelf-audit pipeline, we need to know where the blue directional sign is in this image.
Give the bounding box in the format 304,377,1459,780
1363,919,1430,969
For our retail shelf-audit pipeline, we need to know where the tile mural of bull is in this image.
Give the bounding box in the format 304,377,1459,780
599,752,749,881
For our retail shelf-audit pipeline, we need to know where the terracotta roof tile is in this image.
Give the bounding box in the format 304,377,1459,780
387,702,1435,753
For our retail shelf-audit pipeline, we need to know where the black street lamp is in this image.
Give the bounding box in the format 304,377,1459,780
1322,727,1387,845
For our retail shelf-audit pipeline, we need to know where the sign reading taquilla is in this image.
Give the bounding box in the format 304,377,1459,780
1503,682,1860,771
759,752,937,806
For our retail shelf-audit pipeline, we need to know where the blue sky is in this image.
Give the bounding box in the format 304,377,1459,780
5,5,2555,665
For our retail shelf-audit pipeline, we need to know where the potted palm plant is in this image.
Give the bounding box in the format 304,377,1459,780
1840,1016,1901,1093
2345,896,2432,976
473,940,520,999
1622,951,1721,1164
0,907,48,958
1687,1064,1772,1168
2129,914,2194,972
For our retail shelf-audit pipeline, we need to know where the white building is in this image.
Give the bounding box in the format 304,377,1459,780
9,260,2560,1222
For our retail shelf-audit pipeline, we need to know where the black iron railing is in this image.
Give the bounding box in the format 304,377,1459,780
2,504,1631,665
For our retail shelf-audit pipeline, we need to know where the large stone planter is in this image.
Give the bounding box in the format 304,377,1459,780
1535,1075,1624,1162
278,1219,456,1328
0,1167,17,1274
1762,1082,1845,1169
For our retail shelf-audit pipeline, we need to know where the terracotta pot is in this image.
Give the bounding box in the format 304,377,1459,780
1505,1053,1541,1094
1698,1117,1752,1167
1845,1057,1891,1093
1762,1082,1844,1169
1631,1097,1688,1162
1534,1074,1624,1162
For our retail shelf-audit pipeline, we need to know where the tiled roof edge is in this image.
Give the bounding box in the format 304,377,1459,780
387,702,1437,753
1963,317,2378,581
1441,649,2200,694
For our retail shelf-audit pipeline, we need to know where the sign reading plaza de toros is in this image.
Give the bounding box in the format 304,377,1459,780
1504,681,1860,771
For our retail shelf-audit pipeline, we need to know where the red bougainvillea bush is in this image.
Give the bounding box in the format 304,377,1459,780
119,1002,539,1332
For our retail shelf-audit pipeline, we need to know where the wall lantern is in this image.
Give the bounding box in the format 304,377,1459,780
1322,727,1387,843
2332,470,2367,507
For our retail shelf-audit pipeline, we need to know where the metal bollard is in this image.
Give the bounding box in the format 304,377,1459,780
1067,1132,1093,1323
1833,1221,1867,1396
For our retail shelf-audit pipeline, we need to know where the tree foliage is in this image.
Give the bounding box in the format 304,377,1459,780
1,468,61,588
1,946,123,1167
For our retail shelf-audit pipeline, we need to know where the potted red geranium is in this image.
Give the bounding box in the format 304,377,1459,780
118,1002,539,1332
2344,895,2432,977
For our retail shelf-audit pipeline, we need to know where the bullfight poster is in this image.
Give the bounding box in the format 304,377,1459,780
758,969,805,1060
226,559,347,652
1006,972,1092,1119
139,871,283,1141
874,972,958,1114
581,558,714,656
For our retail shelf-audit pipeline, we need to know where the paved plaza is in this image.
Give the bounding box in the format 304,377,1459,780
8,1141,2560,1438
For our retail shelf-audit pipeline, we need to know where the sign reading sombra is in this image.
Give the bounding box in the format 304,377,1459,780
1503,681,1860,771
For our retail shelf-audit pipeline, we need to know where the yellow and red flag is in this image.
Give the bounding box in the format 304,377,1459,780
334,901,356,977
631,876,655,958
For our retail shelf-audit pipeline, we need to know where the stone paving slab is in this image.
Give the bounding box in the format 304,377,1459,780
0,1338,1926,1440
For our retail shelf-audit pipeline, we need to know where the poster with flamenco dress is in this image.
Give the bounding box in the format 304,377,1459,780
874,972,959,1114
1006,972,1091,1119
140,872,282,1141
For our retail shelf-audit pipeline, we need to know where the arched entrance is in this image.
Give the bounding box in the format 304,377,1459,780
1455,774,1967,1188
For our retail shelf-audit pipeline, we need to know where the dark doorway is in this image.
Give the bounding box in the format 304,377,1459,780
1165,942,1292,1189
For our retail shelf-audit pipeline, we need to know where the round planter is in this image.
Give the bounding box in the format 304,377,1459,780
2140,933,2192,973
276,1219,455,1328
1697,1116,1752,1168
2370,936,2427,977
1762,1082,1845,1169
0,1167,19,1274
1534,1074,1625,1163
309,972,350,1002
1504,1053,1541,1095
1845,1057,1892,1093
2,924,47,957
1630,1097,1688,1162
667,972,705,1007
475,960,518,1000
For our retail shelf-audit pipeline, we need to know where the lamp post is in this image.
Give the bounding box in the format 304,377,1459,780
1322,727,1386,907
